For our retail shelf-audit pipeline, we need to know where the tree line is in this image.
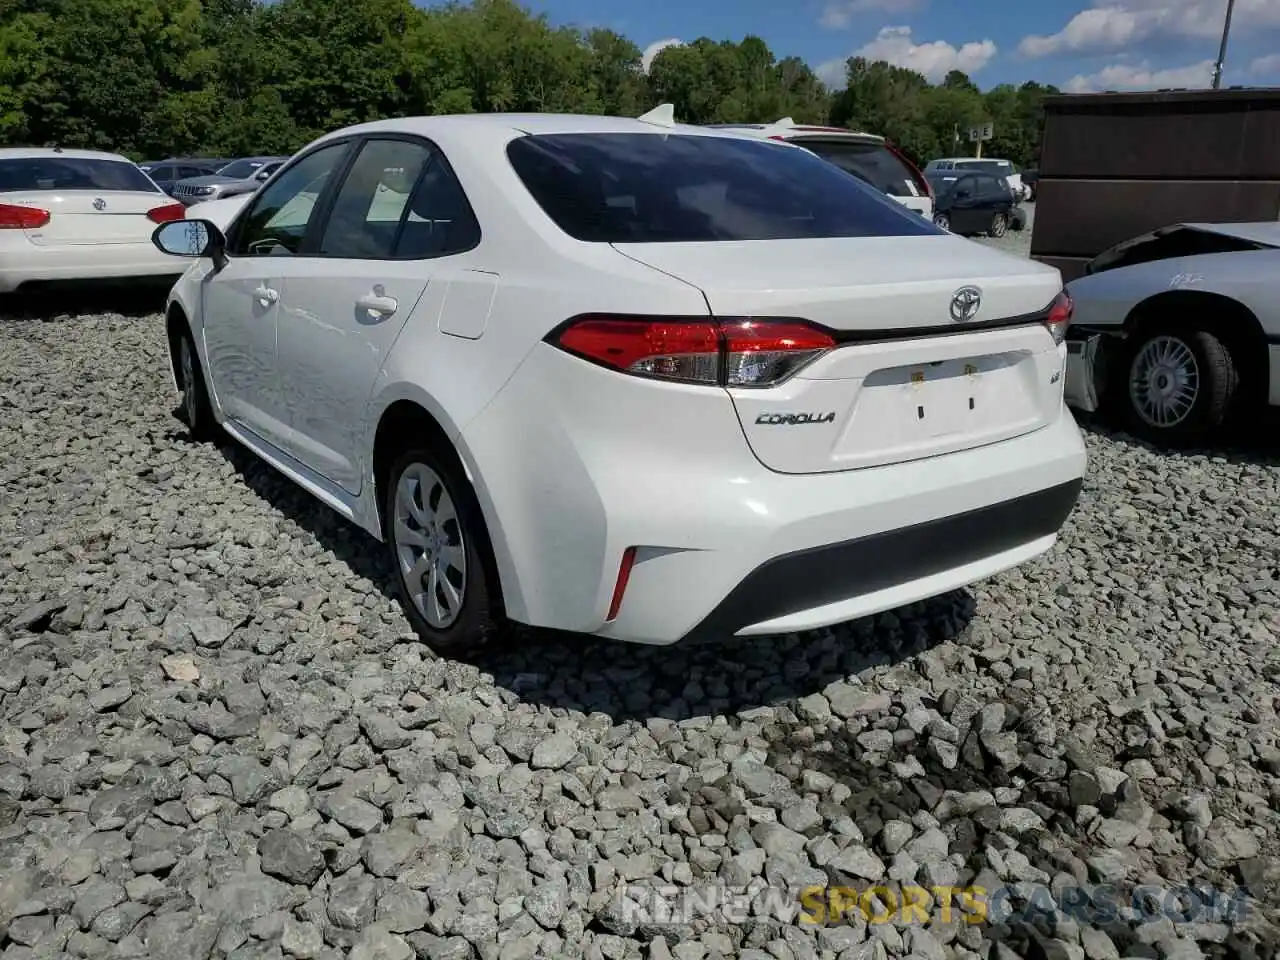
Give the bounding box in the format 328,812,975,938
0,0,1060,168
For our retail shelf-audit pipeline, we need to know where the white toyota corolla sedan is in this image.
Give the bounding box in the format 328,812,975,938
0,148,188,293
150,109,1088,653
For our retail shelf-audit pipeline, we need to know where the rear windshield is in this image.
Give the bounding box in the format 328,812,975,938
792,138,922,198
0,157,161,193
959,160,1013,176
506,133,938,243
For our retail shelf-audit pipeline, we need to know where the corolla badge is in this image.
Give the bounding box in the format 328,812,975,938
949,285,982,322
92,197,107,211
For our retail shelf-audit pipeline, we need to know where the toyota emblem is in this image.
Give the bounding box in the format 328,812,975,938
92,197,107,211
949,286,982,322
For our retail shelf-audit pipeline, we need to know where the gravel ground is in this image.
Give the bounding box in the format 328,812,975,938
971,202,1034,259
1,286,1279,960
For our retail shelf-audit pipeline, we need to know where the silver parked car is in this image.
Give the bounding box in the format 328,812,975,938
1064,221,1280,447
170,156,288,205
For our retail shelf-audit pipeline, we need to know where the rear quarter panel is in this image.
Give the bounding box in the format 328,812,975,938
1067,248,1280,335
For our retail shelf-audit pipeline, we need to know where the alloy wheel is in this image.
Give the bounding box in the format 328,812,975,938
392,462,467,629
1129,335,1200,428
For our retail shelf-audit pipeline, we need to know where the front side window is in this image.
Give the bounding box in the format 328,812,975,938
231,143,350,257
507,133,938,243
318,138,481,260
0,157,161,193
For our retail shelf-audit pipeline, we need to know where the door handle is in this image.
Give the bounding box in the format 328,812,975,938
356,293,398,317
253,286,278,306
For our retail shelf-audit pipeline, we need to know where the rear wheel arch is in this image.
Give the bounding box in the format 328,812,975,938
371,399,509,647
1121,290,1268,396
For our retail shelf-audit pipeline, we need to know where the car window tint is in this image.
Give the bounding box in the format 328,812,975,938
507,133,938,243
234,143,349,257
0,157,161,193
179,166,205,179
395,153,482,258
319,140,432,259
793,139,920,197
318,138,480,260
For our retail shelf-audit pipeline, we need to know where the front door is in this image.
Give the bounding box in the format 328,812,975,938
272,136,484,494
201,140,354,453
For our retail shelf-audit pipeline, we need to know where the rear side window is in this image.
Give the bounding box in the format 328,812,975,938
318,138,480,260
0,157,161,193
794,138,922,198
506,133,937,243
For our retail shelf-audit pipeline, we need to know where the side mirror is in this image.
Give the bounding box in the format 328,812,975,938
152,219,228,270
255,169,272,181
955,187,972,199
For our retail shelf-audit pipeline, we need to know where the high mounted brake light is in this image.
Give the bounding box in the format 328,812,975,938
552,316,836,388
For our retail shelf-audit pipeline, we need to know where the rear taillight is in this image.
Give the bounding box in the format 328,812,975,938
1045,291,1072,345
553,317,836,388
147,203,186,224
0,203,50,229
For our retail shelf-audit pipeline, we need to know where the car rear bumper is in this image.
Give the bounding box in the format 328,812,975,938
461,344,1088,646
0,240,188,293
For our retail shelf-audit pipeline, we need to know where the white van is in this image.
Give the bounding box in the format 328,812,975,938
925,158,1027,201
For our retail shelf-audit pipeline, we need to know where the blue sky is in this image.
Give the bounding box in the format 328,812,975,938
519,0,1280,92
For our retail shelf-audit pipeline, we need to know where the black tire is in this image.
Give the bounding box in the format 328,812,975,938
1115,324,1238,447
933,213,950,232
382,446,503,655
989,212,1008,237
175,324,218,441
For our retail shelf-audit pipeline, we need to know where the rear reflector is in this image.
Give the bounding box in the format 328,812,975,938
0,203,50,229
607,547,637,621
147,203,186,224
1045,291,1072,345
553,316,836,388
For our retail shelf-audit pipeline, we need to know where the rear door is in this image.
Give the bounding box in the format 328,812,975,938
0,156,174,245
272,136,475,494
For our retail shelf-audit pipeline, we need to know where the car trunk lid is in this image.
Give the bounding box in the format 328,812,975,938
613,236,1066,473
9,190,176,245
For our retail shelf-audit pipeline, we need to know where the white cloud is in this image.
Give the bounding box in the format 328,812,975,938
641,38,684,74
819,25,996,84
1250,53,1280,75
1063,58,1214,92
1019,0,1280,59
819,0,924,30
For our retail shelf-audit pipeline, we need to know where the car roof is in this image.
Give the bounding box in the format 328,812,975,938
0,147,133,162
315,110,769,142
933,157,1013,164
706,117,886,143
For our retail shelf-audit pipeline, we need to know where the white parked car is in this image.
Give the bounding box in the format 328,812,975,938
709,118,935,220
0,147,189,293
1063,221,1280,447
925,158,1027,202
150,109,1087,652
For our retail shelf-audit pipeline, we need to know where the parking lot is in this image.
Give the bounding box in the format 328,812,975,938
1,209,1278,960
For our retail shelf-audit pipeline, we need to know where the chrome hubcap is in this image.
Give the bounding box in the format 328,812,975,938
180,338,197,424
1130,335,1199,428
393,463,466,629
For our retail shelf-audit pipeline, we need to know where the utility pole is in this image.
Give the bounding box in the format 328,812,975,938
1211,0,1236,89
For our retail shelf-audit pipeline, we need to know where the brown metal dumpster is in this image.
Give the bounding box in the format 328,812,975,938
1030,87,1280,282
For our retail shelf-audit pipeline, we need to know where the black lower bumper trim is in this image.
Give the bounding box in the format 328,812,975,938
680,478,1083,643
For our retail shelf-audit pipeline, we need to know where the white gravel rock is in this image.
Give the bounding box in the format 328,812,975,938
0,301,1277,960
